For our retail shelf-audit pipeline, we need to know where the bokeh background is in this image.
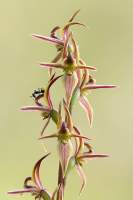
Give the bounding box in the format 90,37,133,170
0,0,132,199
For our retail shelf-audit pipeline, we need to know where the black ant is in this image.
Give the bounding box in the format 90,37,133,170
31,88,45,99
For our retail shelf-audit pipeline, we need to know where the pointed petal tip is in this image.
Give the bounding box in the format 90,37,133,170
31,34,64,45
86,84,118,90
80,154,109,159
7,188,34,194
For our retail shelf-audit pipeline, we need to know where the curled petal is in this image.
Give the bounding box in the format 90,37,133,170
68,9,80,22
21,106,50,113
32,153,51,190
84,142,93,153
63,22,86,42
32,34,64,46
83,84,117,90
76,164,86,194
45,75,63,108
77,65,96,71
8,188,35,195
79,96,93,127
24,177,35,189
50,26,60,38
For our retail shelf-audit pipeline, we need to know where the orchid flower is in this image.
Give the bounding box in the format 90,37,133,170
21,74,62,135
8,153,52,200
65,128,108,193
39,101,90,176
32,10,85,77
69,62,117,127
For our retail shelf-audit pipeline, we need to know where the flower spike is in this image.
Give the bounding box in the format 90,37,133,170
9,10,117,200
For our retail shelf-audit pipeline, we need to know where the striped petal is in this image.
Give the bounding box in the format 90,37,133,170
45,75,63,108
58,141,73,176
79,95,93,127
64,73,78,106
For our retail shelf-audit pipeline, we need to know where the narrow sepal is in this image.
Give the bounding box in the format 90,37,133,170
79,153,109,159
32,34,64,46
40,63,64,69
21,106,50,112
77,65,96,71
39,134,58,140
8,188,35,194
83,84,117,90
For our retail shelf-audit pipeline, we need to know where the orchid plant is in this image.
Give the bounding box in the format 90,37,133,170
8,10,116,200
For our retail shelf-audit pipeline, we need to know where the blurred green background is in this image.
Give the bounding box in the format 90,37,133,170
0,0,132,199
